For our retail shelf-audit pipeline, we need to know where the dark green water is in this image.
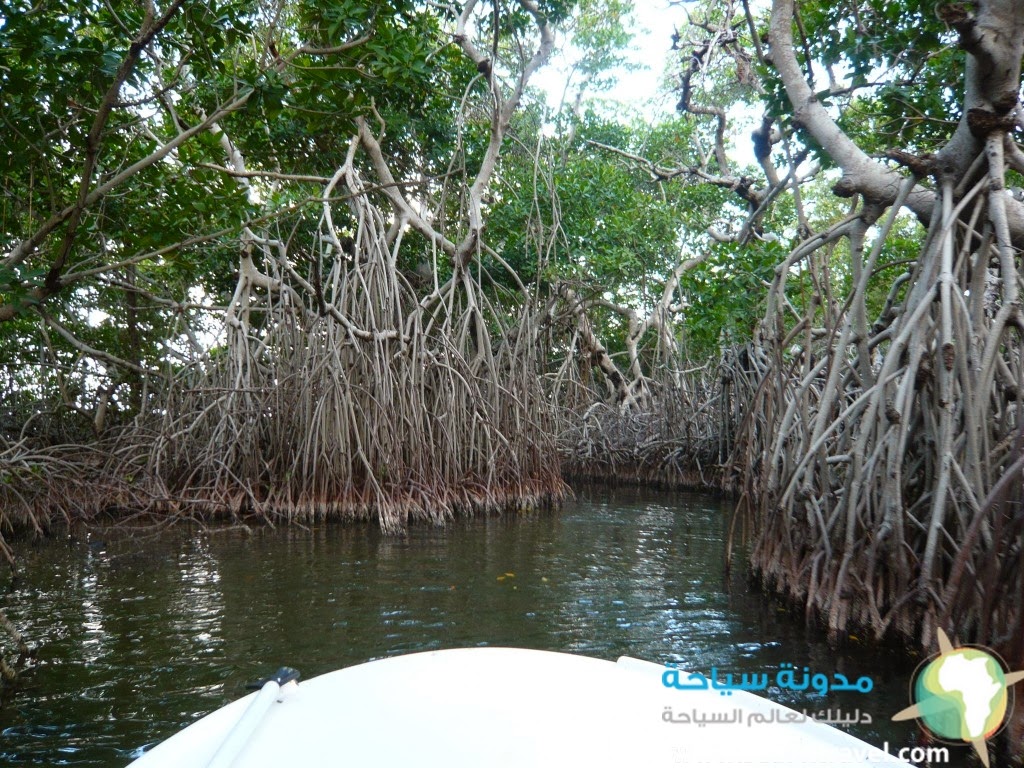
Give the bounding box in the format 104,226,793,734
1,487,935,766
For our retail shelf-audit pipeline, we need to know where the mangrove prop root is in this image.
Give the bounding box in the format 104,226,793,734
131,156,564,530
733,151,1024,658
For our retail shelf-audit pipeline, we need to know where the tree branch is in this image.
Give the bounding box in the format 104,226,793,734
0,89,254,321
769,0,1024,244
38,311,155,378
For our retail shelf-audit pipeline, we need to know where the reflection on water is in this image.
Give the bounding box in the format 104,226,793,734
1,487,931,766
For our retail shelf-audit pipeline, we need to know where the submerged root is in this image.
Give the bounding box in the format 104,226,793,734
0,608,33,687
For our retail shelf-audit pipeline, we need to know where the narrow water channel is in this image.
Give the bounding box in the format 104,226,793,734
2,487,932,766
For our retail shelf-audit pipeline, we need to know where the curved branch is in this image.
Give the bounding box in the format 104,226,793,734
38,311,156,378
769,0,1024,245
769,0,931,213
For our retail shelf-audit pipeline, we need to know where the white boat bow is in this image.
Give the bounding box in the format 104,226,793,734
128,647,907,767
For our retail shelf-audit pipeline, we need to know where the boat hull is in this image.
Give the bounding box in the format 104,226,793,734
128,647,905,767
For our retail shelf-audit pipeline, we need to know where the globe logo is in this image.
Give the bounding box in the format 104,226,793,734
893,628,1024,767
915,648,1006,739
